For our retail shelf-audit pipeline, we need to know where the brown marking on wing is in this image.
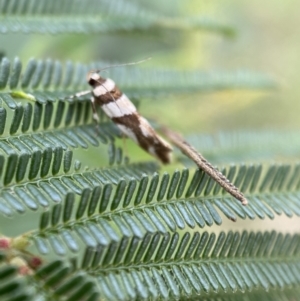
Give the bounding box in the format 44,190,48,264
92,77,123,105
112,114,172,164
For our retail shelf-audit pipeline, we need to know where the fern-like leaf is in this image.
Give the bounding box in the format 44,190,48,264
5,231,299,300
0,0,235,36
0,58,275,103
26,231,300,300
17,163,300,254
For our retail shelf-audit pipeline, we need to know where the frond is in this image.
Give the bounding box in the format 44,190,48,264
0,58,275,108
181,130,300,165
110,68,276,98
0,0,234,36
22,162,300,255
29,231,300,300
0,161,158,216
0,121,128,187
5,230,299,300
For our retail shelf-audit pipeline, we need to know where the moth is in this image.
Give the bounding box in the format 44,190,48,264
72,60,172,164
71,60,248,205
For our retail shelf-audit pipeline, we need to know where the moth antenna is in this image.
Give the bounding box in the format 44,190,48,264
99,57,152,72
87,58,151,80
101,70,109,76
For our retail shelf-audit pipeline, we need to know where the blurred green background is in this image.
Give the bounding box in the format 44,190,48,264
1,0,299,133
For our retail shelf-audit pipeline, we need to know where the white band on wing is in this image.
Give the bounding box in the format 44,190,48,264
93,78,115,97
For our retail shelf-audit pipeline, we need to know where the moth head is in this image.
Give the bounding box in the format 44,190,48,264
87,70,101,86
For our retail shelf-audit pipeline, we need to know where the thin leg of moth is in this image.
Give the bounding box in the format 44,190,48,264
90,96,100,124
90,96,101,136
66,90,91,100
161,126,248,205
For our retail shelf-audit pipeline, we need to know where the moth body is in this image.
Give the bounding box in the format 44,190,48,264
87,72,172,164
